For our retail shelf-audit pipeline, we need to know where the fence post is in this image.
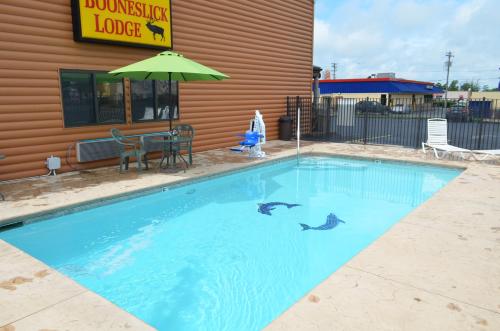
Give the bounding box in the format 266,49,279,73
286,96,290,116
415,99,422,148
363,97,369,144
476,97,485,150
331,97,337,139
325,97,331,139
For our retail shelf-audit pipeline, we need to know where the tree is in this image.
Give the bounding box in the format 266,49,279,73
460,82,479,91
323,68,331,80
481,84,498,91
447,80,459,91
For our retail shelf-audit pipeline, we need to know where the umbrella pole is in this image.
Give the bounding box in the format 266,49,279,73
168,72,172,130
166,72,173,166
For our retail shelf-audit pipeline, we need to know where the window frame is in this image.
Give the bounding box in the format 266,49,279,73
60,69,126,128
130,79,180,123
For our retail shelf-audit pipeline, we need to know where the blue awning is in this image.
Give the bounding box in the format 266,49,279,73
318,80,443,94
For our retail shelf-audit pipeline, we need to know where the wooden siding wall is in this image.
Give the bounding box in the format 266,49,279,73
0,0,314,180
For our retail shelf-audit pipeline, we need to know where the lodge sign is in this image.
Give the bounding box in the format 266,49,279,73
71,0,172,50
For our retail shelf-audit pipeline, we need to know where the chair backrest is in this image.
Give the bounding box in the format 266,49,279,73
245,131,260,140
110,128,125,152
174,124,195,139
110,128,124,141
241,131,260,145
427,118,448,145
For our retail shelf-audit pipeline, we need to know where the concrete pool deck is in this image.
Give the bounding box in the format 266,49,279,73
0,141,499,330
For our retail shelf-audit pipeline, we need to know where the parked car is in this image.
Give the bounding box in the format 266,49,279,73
355,101,390,114
446,105,469,122
390,104,412,113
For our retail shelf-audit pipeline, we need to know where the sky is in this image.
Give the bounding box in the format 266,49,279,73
313,0,500,88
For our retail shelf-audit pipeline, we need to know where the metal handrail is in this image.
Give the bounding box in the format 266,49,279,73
297,107,300,164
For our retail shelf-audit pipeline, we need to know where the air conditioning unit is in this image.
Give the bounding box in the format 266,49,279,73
376,72,396,78
76,139,120,162
76,134,168,163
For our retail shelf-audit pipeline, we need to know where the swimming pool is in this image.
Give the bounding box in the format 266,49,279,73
0,156,460,331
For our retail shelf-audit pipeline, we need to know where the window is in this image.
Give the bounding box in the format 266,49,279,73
131,80,179,122
95,73,126,123
60,70,125,127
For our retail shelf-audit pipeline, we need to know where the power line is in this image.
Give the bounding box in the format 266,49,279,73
433,77,499,82
397,69,499,73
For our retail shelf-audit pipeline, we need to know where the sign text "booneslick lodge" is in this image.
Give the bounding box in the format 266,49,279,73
72,0,172,49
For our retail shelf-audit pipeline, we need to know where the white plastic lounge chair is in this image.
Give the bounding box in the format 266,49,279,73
422,118,474,160
472,149,500,161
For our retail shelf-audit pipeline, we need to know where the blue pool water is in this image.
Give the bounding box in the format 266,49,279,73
0,157,460,331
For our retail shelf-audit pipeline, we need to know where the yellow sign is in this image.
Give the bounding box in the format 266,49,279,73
71,0,172,49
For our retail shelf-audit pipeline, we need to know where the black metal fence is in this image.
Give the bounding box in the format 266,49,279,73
286,96,500,150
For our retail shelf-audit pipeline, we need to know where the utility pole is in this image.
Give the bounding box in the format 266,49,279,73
444,51,453,109
498,67,500,91
331,62,338,80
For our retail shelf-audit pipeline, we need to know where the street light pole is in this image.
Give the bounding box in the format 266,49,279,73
444,51,453,109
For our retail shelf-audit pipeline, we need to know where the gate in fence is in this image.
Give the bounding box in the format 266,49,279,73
286,96,500,150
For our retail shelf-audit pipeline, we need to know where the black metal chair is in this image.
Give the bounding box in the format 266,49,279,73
173,124,195,165
110,128,149,172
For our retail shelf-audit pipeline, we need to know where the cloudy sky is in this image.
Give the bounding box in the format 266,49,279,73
314,0,500,88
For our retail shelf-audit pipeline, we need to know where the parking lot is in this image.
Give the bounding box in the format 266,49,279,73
308,108,500,150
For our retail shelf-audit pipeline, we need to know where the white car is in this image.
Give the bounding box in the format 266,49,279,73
390,104,411,113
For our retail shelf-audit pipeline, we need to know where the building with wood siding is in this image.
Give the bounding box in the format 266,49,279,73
0,0,314,180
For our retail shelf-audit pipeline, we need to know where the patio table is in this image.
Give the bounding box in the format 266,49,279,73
150,136,192,169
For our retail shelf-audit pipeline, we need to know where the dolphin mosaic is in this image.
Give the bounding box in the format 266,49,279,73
257,202,301,216
300,213,345,231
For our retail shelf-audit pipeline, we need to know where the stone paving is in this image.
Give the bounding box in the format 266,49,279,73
0,141,499,330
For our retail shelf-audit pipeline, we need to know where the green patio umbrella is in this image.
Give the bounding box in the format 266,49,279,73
109,51,229,129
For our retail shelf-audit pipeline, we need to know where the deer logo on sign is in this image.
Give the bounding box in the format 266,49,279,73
146,19,165,41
